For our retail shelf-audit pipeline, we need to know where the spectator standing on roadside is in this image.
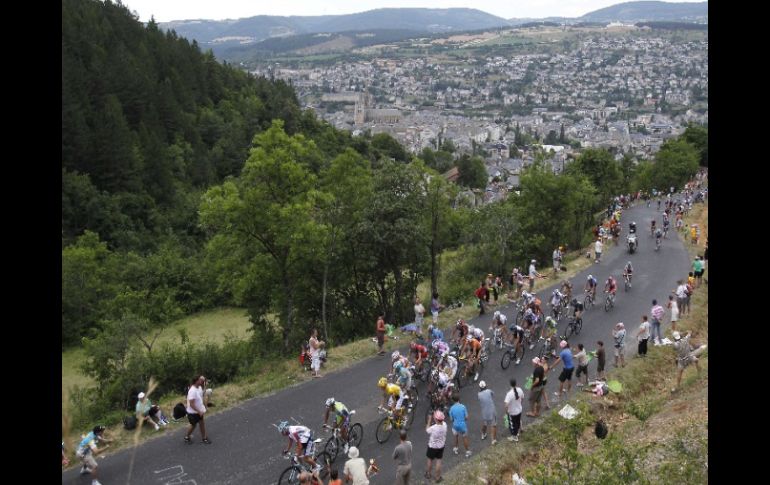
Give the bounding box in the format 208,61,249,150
476,381,498,445
449,394,471,457
343,447,370,485
675,280,688,318
392,429,412,485
425,410,447,482
430,293,442,327
595,341,606,380
475,281,488,315
612,323,626,368
668,294,679,331
636,316,651,356
413,297,425,337
552,246,563,277
574,344,589,386
309,328,325,378
376,315,386,356
650,300,665,345
526,357,546,417
503,379,523,442
671,331,707,393
594,238,603,263
528,260,543,292
550,340,575,401
184,375,211,444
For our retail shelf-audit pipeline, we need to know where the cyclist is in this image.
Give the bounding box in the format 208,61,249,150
377,376,407,417
522,308,541,348
491,310,508,344
629,221,637,234
323,398,350,452
470,324,485,343
542,316,559,358
440,351,458,381
604,276,617,304
655,226,663,248
278,421,320,472
560,280,573,303
393,360,413,392
623,261,634,286
584,275,598,302
463,335,483,381
550,289,564,317
570,298,584,323
508,322,526,364
451,318,469,346
650,219,657,236
427,324,444,343
390,350,409,375
528,293,543,318
410,341,429,370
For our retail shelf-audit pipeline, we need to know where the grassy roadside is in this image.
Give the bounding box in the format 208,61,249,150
60,209,625,467
444,200,708,484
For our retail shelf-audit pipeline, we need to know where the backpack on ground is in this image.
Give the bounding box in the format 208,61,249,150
595,419,608,439
123,415,137,430
173,402,187,420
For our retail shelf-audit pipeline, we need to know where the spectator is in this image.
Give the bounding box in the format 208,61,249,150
392,429,412,485
475,281,488,315
136,391,167,431
675,280,688,318
76,425,112,485
184,375,211,444
636,316,651,357
526,357,546,417
503,379,523,442
430,293,442,327
476,381,497,445
574,344,589,387
413,297,425,337
485,274,494,303
376,315,386,356
309,328,325,378
668,294,679,331
612,323,626,368
327,468,342,485
550,340,575,401
596,341,606,380
650,300,665,345
552,246,563,277
62,441,69,467
528,260,543,292
671,331,707,393
425,410,447,483
449,393,471,457
594,238,603,263
343,447,370,485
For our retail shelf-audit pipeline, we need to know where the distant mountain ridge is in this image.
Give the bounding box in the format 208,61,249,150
579,1,707,23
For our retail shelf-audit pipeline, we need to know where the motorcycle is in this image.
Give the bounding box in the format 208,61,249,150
627,234,637,254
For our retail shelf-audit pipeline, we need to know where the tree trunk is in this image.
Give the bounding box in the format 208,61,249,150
393,266,404,325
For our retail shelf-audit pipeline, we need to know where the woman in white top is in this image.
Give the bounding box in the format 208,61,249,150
504,379,524,441
425,410,447,481
668,294,679,331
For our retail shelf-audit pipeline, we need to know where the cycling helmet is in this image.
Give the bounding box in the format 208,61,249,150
391,351,400,360
93,425,106,434
278,421,289,434
378,377,388,389
545,316,556,325
531,259,536,263
571,298,578,306
587,275,593,280
456,318,465,326
627,261,632,266
493,310,500,318
433,410,445,421
325,398,335,407
410,342,417,350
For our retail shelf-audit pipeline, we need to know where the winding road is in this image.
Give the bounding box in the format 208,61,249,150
63,201,693,485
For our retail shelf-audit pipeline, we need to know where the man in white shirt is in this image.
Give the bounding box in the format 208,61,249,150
343,446,371,485
594,238,603,263
184,375,211,444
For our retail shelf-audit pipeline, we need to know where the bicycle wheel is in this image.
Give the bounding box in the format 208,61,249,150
278,465,302,485
583,295,591,310
575,318,582,335
500,350,512,369
324,437,339,462
408,387,419,408
375,417,393,444
348,423,363,448
456,362,469,388
538,343,546,360
315,452,332,480
565,320,574,338
405,402,416,428
604,297,611,312
624,280,630,292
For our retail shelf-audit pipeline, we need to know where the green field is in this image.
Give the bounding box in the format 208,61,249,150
62,307,252,404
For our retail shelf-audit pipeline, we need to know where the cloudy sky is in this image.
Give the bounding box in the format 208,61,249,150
121,0,705,22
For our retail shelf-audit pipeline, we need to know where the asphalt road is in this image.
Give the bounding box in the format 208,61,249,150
63,201,693,485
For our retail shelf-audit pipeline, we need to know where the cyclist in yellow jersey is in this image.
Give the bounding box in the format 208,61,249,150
377,377,406,416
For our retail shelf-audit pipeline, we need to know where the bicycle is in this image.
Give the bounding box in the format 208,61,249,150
565,314,583,338
655,236,662,251
604,292,615,312
623,274,632,292
550,301,565,321
537,334,559,362
322,411,364,462
583,291,595,310
488,326,506,354
375,405,413,444
278,444,332,485
414,359,431,383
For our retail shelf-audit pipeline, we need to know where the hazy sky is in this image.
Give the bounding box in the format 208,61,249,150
121,0,705,23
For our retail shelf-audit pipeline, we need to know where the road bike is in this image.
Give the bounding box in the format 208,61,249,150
456,342,489,388
278,443,332,485
322,411,364,462
488,326,506,354
414,359,431,383
623,273,632,292
565,314,583,338
375,404,414,444
655,236,662,251
604,292,616,312
537,334,559,362
583,291,595,310
550,300,566,321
